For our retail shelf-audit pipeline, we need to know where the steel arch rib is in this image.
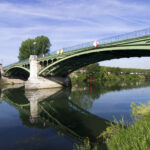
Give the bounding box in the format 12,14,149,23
4,66,30,74
38,45,150,75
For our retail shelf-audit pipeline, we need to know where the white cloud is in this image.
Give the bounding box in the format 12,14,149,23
0,0,150,67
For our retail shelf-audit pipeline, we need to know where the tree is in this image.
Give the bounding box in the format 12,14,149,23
34,36,51,55
18,36,51,60
85,63,101,82
85,63,100,76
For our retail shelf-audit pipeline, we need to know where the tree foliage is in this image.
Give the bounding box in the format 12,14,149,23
18,36,51,60
71,63,149,85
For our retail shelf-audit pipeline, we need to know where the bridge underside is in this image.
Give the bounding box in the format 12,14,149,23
3,49,150,80
4,68,29,80
40,49,150,77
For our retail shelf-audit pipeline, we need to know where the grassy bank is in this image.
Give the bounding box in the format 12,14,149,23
73,103,150,150
100,102,150,150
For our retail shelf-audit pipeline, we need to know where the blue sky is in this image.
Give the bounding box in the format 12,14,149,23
1,0,150,68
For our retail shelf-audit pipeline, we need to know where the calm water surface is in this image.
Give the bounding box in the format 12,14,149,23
0,81,150,150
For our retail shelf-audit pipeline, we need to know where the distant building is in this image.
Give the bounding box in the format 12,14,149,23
107,72,111,75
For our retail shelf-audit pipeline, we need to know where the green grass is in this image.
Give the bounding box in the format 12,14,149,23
100,102,150,150
73,103,150,150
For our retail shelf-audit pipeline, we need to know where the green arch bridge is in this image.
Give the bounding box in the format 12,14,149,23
2,28,150,80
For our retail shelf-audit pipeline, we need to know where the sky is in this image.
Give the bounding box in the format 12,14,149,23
1,0,150,68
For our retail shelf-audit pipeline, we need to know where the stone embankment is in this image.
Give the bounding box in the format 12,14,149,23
1,77,25,85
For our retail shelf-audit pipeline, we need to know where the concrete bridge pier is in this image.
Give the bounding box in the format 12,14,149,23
25,55,63,89
49,76,72,87
0,64,2,79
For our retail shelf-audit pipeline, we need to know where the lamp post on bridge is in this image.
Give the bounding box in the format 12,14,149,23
33,41,36,55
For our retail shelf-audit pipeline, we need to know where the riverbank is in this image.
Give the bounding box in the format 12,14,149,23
100,102,150,150
74,102,150,150
70,64,149,86
0,79,5,86
0,77,25,87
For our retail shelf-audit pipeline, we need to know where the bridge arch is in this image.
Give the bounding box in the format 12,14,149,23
4,66,30,80
39,45,150,76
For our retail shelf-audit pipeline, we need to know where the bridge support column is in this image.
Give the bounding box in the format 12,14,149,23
0,64,2,79
25,55,62,89
28,55,38,80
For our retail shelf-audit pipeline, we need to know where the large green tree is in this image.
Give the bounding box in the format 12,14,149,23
18,36,51,60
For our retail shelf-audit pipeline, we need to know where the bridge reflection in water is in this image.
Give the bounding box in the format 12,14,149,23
2,87,110,145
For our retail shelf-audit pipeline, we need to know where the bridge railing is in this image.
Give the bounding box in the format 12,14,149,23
98,28,150,45
3,28,150,68
61,28,150,53
3,58,29,69
42,28,150,57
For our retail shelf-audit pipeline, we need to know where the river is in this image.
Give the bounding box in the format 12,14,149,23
0,81,150,150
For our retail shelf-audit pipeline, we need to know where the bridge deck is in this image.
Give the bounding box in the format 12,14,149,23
3,28,150,69
3,28,150,78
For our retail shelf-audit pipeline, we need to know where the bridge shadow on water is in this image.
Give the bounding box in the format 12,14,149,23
2,86,110,149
